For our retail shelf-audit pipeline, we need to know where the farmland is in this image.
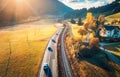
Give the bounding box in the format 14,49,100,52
105,13,120,22
0,22,57,77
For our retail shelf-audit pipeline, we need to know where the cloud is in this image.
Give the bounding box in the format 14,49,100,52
106,0,115,3
59,0,115,9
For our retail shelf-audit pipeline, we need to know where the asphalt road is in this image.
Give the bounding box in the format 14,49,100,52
60,23,74,77
37,27,63,77
100,47,120,65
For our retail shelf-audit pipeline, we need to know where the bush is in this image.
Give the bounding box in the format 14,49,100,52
89,37,99,48
78,18,83,25
76,47,92,59
70,18,76,24
76,45,101,60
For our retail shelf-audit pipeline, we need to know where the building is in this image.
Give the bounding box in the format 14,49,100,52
99,26,120,41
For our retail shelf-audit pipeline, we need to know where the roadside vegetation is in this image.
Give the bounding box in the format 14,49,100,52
0,24,57,77
65,12,120,77
65,31,120,77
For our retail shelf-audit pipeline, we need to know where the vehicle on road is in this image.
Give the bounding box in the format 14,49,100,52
48,47,53,52
43,63,52,77
56,33,58,35
44,63,49,70
52,39,56,43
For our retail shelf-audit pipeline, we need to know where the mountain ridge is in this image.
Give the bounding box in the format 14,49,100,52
64,0,120,19
0,0,73,26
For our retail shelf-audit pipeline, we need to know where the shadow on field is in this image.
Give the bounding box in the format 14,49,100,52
77,47,115,72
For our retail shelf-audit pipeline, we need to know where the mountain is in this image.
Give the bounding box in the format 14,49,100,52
59,0,115,9
0,0,73,26
31,0,73,15
64,0,120,19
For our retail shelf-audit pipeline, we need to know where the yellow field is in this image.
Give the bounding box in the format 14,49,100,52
71,24,94,40
71,24,83,38
105,12,120,27
0,24,57,77
105,12,120,22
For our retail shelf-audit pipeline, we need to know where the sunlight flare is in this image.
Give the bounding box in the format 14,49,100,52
15,0,25,3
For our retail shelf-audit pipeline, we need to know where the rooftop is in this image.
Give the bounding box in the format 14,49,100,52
104,26,119,30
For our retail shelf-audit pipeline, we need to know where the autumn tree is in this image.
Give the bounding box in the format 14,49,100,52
84,12,97,30
78,28,87,40
89,37,99,48
78,18,83,25
70,18,76,24
97,15,105,26
83,22,89,30
86,12,93,22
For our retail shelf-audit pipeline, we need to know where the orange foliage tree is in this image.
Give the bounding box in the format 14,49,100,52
89,37,99,48
98,15,105,25
84,12,96,30
78,28,87,39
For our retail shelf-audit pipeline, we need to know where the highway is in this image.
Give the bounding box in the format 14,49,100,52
60,23,74,77
37,27,63,77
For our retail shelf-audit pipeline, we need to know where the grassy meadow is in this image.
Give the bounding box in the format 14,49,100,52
105,12,120,27
105,13,120,22
71,24,82,38
0,23,57,77
71,24,94,41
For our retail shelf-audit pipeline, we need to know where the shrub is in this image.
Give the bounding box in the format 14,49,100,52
70,18,76,24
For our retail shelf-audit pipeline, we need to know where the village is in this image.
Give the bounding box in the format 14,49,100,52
63,12,120,77
70,12,120,42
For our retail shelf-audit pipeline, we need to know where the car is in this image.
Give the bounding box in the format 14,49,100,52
48,47,53,52
52,39,56,43
44,63,49,70
43,63,49,75
56,33,58,35
43,63,52,77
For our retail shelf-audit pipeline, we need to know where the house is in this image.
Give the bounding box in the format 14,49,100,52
99,25,120,41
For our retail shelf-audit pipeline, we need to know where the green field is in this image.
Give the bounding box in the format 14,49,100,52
0,24,57,77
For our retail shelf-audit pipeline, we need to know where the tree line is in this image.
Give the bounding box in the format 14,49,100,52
64,0,120,19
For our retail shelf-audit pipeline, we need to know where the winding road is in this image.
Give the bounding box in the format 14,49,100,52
37,27,63,77
37,23,74,77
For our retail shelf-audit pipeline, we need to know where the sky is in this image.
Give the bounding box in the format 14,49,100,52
58,0,115,9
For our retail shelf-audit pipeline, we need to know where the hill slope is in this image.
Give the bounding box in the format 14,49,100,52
0,0,73,26
105,13,120,22
32,0,73,15
64,0,120,19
